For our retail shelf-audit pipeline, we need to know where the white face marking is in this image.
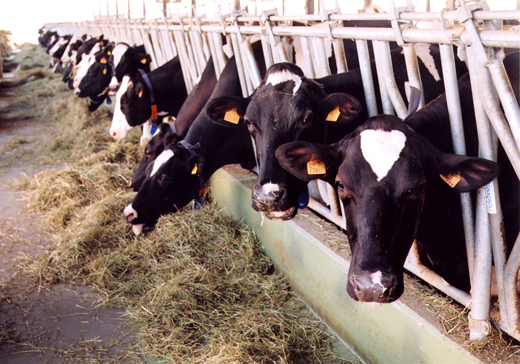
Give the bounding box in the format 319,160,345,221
112,43,129,70
371,271,383,287
151,149,174,177
110,76,133,139
262,183,280,194
73,53,96,90
414,43,441,82
360,129,407,181
266,70,302,94
123,204,143,235
61,34,79,63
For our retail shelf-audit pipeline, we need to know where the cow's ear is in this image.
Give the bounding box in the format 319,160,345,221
187,155,205,176
319,93,362,124
206,96,249,126
163,130,179,146
140,54,151,65
275,141,339,184
435,153,499,192
158,122,171,135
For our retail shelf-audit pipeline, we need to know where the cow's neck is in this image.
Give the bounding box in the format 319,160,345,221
145,57,188,117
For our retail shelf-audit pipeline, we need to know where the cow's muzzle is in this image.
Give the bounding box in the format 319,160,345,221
348,270,400,303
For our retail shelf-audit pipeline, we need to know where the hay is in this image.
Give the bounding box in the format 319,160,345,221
11,46,351,363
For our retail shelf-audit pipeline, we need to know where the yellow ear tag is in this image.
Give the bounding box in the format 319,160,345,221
326,106,341,122
191,164,198,175
107,51,111,56
224,108,240,124
140,58,148,64
103,68,107,75
440,172,461,188
138,89,143,98
99,41,104,46
100,57,107,64
307,154,326,175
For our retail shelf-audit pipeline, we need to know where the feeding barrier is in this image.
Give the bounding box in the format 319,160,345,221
44,0,520,351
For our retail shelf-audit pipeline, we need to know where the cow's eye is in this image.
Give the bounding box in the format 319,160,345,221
160,174,169,181
336,181,345,191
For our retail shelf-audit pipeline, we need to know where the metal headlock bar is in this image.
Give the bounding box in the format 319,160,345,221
44,1,520,342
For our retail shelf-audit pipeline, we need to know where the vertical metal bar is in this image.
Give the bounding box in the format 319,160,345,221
500,233,520,338
355,39,378,117
372,40,394,116
207,32,221,78
260,34,274,71
310,37,330,78
332,39,348,73
466,46,495,341
230,32,249,97
242,39,262,88
402,44,425,108
299,37,315,78
438,43,476,280
373,40,407,118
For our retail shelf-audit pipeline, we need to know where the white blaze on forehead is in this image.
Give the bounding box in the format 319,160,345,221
112,43,130,69
262,183,280,194
151,149,174,177
266,70,302,94
415,43,441,81
360,129,407,181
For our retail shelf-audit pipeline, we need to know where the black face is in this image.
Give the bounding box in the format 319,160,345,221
244,63,362,220
336,128,426,303
120,80,151,127
77,60,112,99
125,145,202,232
244,64,325,219
275,115,499,303
132,123,173,192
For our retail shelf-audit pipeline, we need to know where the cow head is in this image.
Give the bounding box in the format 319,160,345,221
206,62,361,220
124,139,204,235
109,43,151,92
119,77,152,127
76,48,113,99
131,122,173,191
276,115,499,303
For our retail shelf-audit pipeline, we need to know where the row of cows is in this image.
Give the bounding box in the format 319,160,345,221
38,26,519,306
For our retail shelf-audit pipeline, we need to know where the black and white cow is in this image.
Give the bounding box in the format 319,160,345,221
109,56,188,144
61,35,85,88
72,35,108,91
124,49,266,234
75,43,115,112
39,29,58,48
131,56,219,191
275,52,519,302
47,34,71,72
108,43,151,93
206,43,467,220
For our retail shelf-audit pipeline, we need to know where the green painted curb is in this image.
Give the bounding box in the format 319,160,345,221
209,166,481,364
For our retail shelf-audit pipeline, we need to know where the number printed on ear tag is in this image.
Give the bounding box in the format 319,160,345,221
440,172,461,188
307,154,326,175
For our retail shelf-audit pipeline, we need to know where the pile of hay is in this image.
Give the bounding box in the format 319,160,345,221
11,46,351,363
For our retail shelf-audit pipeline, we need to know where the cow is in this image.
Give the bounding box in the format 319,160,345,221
109,55,189,145
47,35,72,73
123,46,266,235
131,56,218,191
275,52,519,303
108,43,152,93
61,35,85,89
205,43,468,220
75,42,115,112
38,29,58,48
